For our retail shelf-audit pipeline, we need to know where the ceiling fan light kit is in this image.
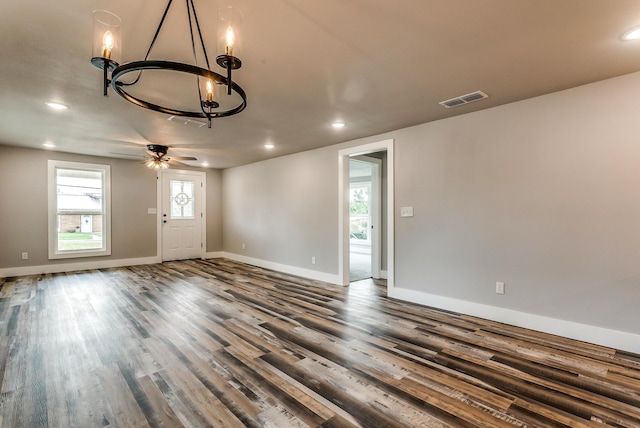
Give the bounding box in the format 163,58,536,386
91,0,247,129
145,144,197,170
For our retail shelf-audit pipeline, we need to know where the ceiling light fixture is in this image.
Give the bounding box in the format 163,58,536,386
147,158,169,170
91,1,246,129
45,102,69,110
43,142,56,148
144,144,197,170
622,26,640,40
264,143,275,149
331,122,345,129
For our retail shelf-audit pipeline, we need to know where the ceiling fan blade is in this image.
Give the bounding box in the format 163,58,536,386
110,151,146,158
171,156,198,161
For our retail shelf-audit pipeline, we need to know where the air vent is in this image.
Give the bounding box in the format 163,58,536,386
439,91,489,109
167,115,207,128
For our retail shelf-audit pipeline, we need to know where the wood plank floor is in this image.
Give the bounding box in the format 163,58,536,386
1,258,639,427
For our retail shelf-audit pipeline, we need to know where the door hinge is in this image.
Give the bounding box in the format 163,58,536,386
201,212,203,218
201,242,203,248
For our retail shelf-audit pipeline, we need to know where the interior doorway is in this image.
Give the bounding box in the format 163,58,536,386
349,156,382,281
338,139,394,288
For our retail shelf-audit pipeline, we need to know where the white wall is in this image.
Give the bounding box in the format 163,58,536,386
222,71,640,352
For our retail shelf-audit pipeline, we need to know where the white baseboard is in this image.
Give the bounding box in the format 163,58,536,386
214,252,342,285
205,251,225,259
388,286,640,355
0,256,162,278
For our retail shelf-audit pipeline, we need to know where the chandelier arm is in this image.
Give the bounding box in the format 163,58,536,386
188,0,217,124
120,0,175,88
111,60,247,118
185,0,199,66
184,0,205,115
144,0,174,62
189,0,212,70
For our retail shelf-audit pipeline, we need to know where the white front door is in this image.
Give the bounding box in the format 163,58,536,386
80,215,93,233
161,170,205,261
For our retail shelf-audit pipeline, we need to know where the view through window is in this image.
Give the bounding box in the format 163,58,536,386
349,183,370,243
48,161,111,258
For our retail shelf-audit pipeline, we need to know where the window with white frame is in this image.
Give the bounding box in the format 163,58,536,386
48,160,111,259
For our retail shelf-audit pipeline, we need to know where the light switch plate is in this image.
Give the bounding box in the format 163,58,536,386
400,206,414,217
148,208,157,214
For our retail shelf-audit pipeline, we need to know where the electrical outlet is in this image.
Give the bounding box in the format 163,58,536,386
21,252,28,260
495,282,505,294
242,243,246,250
311,256,316,265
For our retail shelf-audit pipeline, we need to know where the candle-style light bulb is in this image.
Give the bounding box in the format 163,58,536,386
206,79,214,101
102,31,115,59
225,26,235,55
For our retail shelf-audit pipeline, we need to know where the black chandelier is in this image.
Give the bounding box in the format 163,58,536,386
90,0,247,128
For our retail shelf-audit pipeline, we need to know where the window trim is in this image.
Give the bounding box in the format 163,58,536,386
47,160,111,259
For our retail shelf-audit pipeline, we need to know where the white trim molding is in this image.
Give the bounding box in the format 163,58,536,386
388,286,640,354
216,252,342,285
0,256,161,278
338,139,394,288
47,160,112,260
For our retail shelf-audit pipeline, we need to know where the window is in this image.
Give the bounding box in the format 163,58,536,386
349,182,371,243
170,179,195,219
48,160,111,259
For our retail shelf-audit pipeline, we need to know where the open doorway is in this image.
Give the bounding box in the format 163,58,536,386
349,156,381,281
338,139,394,289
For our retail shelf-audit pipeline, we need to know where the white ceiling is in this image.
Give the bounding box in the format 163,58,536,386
2,0,640,168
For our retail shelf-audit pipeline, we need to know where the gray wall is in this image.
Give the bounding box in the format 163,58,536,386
0,145,223,269
205,168,223,251
391,72,640,335
222,71,640,336
222,146,339,273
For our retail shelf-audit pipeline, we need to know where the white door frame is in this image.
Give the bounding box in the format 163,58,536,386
338,139,394,288
157,169,207,261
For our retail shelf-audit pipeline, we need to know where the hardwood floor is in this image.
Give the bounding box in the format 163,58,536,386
1,258,639,427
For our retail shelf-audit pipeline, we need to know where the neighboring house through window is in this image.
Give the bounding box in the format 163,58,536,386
48,160,111,259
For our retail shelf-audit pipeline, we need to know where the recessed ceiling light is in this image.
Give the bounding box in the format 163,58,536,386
45,101,69,110
264,143,275,149
331,122,345,129
622,26,640,40
43,142,56,148
201,162,209,167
